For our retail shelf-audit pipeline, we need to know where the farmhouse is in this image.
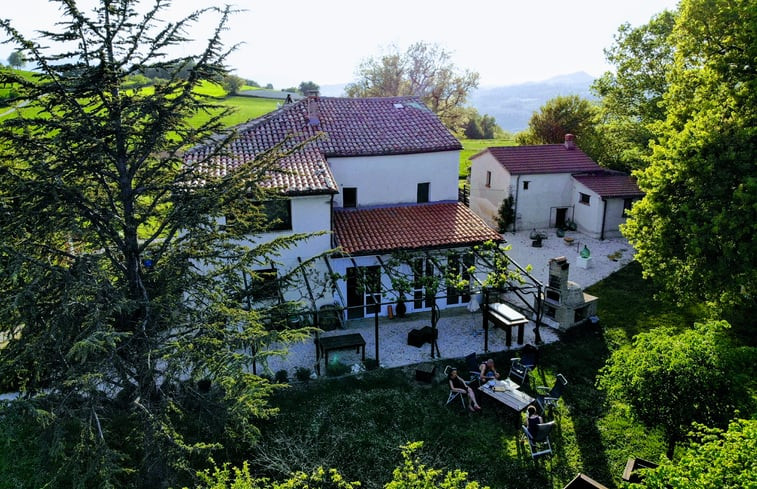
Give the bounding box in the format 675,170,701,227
185,94,503,323
469,134,642,239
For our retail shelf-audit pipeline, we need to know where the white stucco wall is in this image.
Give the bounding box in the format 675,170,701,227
514,173,575,231
469,152,512,228
571,182,603,238
600,197,631,239
329,151,460,207
236,194,333,271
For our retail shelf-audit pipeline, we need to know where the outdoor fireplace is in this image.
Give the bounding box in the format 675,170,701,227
537,256,598,330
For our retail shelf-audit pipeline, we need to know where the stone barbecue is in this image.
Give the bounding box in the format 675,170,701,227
538,256,598,330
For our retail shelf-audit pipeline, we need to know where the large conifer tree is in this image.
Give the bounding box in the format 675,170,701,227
0,1,310,486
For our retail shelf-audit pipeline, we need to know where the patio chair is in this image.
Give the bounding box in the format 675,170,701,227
536,374,568,414
522,421,556,459
465,352,482,384
443,365,470,409
520,344,539,371
508,357,531,387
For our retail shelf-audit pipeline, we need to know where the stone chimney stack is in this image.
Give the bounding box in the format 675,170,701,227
564,133,576,150
306,90,320,126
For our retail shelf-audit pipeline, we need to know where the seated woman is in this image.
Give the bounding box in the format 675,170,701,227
479,358,500,380
526,405,543,436
448,367,481,412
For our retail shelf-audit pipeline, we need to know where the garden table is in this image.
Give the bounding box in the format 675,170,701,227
478,378,535,412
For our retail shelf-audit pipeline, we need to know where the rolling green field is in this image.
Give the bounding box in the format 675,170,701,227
459,137,516,179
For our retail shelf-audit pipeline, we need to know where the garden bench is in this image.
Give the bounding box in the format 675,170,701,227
315,333,366,368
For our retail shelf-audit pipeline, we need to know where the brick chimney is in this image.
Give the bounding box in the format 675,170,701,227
564,133,576,150
306,90,320,126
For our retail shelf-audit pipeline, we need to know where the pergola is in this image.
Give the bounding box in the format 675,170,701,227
272,242,546,374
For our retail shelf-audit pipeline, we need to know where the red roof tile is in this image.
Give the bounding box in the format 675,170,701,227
572,173,644,198
188,148,338,195
333,202,502,255
479,144,601,175
186,96,461,194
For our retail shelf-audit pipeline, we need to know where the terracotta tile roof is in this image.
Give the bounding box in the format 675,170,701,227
572,173,644,198
333,202,502,255
187,148,338,195
478,144,601,175
185,96,461,195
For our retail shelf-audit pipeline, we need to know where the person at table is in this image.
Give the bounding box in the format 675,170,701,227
479,358,500,380
448,368,481,412
526,405,543,436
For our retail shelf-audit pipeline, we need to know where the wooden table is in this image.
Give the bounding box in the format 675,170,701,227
315,333,366,367
478,378,535,412
483,302,529,350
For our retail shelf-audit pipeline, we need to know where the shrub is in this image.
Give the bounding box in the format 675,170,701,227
274,369,289,384
363,358,379,371
325,361,350,377
294,367,312,382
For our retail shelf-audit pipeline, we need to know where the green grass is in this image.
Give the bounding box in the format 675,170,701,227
240,263,720,489
459,137,516,180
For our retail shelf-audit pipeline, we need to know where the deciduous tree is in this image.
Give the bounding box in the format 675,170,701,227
6,49,25,68
0,1,310,487
639,419,757,489
597,320,753,458
591,10,677,172
345,42,479,131
622,0,757,309
516,95,603,162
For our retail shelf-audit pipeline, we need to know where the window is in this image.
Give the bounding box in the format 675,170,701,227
263,199,292,231
226,198,292,232
579,192,591,205
523,180,530,190
247,268,279,303
623,198,634,215
343,187,357,208
485,171,492,188
417,182,430,203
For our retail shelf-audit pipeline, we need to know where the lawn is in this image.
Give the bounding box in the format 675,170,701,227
458,137,515,180
240,262,705,489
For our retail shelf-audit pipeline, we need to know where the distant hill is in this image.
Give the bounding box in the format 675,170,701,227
320,73,595,133
469,72,596,133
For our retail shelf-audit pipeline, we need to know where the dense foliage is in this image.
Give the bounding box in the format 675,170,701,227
345,42,479,132
0,1,311,487
195,442,486,489
622,0,757,310
597,320,754,458
636,419,757,489
591,10,676,172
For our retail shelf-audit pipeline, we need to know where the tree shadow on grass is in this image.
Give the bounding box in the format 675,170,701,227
541,321,616,487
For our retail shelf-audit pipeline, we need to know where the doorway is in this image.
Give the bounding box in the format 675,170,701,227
555,208,568,228
346,266,381,319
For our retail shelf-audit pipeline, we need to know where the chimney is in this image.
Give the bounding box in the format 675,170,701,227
306,90,320,126
564,134,576,150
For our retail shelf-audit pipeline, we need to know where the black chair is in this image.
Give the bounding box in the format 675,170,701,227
508,357,531,387
522,421,556,459
465,352,481,383
536,374,568,414
520,344,539,371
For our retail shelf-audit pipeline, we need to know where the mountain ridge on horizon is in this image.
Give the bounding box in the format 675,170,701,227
319,71,597,133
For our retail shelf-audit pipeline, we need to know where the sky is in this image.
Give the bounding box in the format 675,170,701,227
1,0,679,89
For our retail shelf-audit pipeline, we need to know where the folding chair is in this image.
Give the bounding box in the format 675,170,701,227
443,365,468,409
536,374,568,415
522,421,556,459
508,357,531,387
